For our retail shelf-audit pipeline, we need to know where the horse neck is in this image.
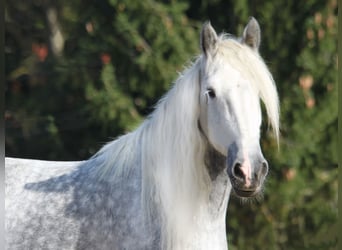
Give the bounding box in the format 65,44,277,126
204,143,232,216
179,143,231,250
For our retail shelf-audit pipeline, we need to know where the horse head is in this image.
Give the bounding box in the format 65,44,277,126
198,18,279,198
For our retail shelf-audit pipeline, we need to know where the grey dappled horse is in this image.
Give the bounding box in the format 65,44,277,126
6,18,279,250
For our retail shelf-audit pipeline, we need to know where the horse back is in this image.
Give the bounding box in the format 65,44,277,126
5,157,160,250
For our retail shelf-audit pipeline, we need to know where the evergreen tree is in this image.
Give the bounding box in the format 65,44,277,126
6,0,199,158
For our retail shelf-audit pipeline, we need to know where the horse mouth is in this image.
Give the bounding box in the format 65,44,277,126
232,188,258,197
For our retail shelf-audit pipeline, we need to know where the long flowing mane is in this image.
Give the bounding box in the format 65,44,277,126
94,58,211,248
92,34,279,249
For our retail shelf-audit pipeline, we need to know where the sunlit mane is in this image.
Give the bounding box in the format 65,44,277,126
94,58,210,248
92,34,279,249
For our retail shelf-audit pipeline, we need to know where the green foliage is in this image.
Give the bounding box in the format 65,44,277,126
5,0,198,158
5,0,337,249
85,62,141,132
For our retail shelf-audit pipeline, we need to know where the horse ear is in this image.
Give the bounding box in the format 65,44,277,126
201,21,218,57
241,17,261,51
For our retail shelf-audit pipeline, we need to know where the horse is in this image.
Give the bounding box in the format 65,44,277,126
5,17,279,250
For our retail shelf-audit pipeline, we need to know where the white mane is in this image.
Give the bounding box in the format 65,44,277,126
93,58,211,248
92,35,279,249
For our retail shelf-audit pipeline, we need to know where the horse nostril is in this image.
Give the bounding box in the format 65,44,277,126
261,160,269,177
233,163,245,180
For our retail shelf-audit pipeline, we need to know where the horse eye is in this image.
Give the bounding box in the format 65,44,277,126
207,88,216,99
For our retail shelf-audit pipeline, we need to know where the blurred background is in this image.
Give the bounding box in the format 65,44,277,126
5,0,337,249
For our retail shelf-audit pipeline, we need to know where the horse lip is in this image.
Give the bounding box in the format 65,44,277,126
233,188,257,197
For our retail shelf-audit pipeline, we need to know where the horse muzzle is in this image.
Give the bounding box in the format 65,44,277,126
226,143,269,198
